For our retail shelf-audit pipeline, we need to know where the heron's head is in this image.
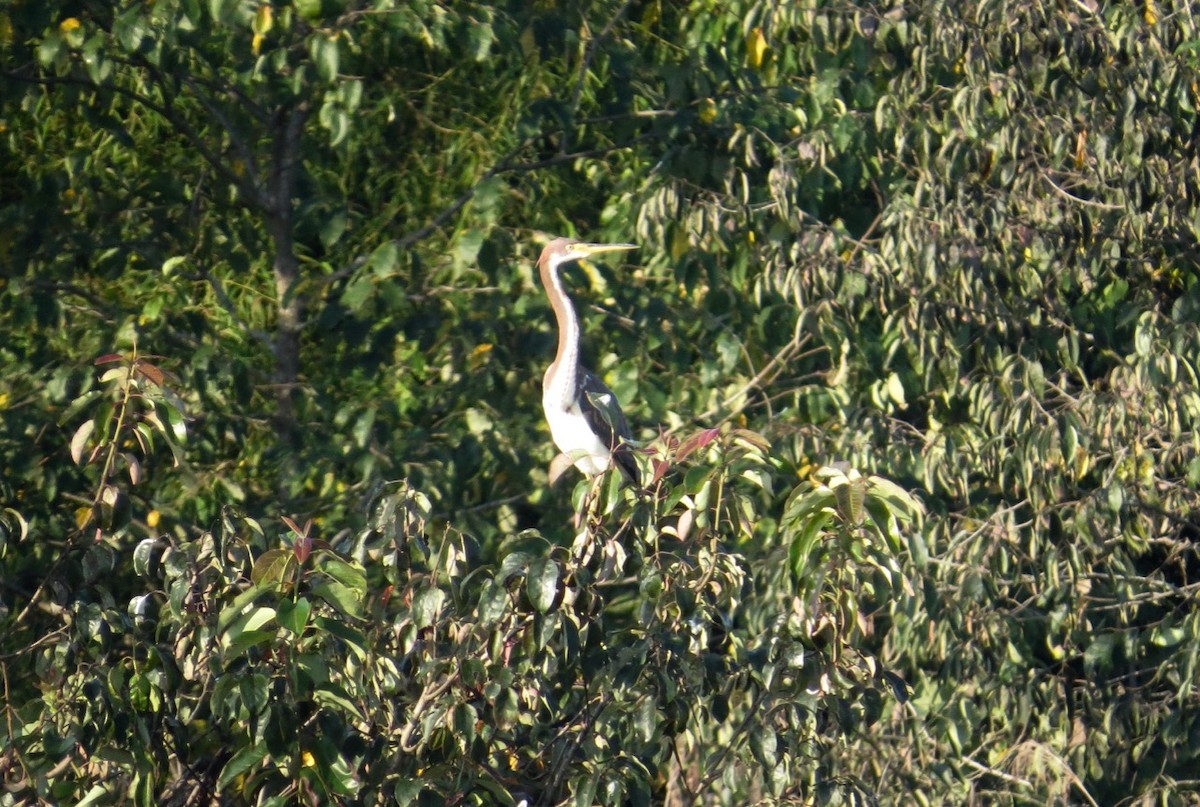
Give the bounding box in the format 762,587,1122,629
539,237,638,272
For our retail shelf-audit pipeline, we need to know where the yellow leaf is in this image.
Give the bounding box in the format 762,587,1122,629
519,26,537,59
0,392,8,409
252,32,264,56
301,751,316,768
75,506,93,530
746,27,767,70
469,343,493,370
59,17,81,33
1143,0,1158,24
670,228,689,261
1074,447,1090,480
253,4,273,35
698,97,717,124
146,510,161,528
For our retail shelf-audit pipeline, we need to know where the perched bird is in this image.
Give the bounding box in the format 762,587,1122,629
537,237,639,485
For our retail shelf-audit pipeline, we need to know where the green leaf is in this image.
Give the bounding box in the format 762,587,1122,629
207,0,241,26
240,673,269,716
867,476,924,520
163,401,187,444
161,256,187,276
467,22,494,61
58,390,103,426
453,702,478,745
1084,632,1119,673
37,33,65,69
229,605,277,637
82,544,115,584
454,229,485,270
224,629,277,659
342,276,373,312
217,743,270,789
834,476,865,524
312,578,363,618
789,509,832,583
476,580,508,624
217,581,276,632
277,597,312,635
497,551,534,585
252,548,297,587
312,35,339,83
750,724,778,768
413,586,445,628
526,556,560,614
320,555,367,596
319,210,347,249
573,771,601,807
133,538,161,578
75,785,110,807
634,697,658,743
313,682,363,717
366,240,398,276
394,781,424,807
313,616,368,660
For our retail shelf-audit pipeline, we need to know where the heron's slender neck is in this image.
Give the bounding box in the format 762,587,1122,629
540,255,579,407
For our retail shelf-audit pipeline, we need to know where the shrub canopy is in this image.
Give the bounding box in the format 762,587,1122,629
2,1,1199,804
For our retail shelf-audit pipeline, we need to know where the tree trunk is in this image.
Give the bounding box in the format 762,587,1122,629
268,104,309,450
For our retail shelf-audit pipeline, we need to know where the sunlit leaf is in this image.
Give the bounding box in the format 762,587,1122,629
70,418,95,465
413,586,445,628
217,744,269,790
252,548,297,587
526,556,560,614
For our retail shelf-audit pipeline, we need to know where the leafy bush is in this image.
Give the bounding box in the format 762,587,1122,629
4,386,919,804
4,0,1200,804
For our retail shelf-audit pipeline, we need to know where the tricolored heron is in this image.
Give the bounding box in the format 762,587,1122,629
537,237,639,485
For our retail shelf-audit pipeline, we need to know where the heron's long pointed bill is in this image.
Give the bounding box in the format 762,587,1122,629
574,242,638,258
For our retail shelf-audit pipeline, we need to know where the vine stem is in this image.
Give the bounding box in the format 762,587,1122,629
12,348,139,628
94,346,139,514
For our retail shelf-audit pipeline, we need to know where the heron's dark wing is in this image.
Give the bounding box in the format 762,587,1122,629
578,367,639,484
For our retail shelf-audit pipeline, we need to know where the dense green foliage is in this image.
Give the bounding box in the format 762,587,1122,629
3,0,1200,804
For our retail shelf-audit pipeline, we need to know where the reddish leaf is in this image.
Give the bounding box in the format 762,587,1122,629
294,535,313,565
282,515,314,563
282,515,312,538
94,354,124,366
135,360,165,386
676,428,720,462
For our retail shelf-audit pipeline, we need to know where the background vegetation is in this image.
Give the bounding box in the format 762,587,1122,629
2,0,1199,804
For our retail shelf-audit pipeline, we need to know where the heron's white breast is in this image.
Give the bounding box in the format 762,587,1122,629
542,397,612,476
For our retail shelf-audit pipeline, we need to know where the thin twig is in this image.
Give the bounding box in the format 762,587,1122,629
4,67,264,210
322,133,664,288
569,0,636,112
961,755,1033,789
694,331,814,425
1040,172,1123,210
